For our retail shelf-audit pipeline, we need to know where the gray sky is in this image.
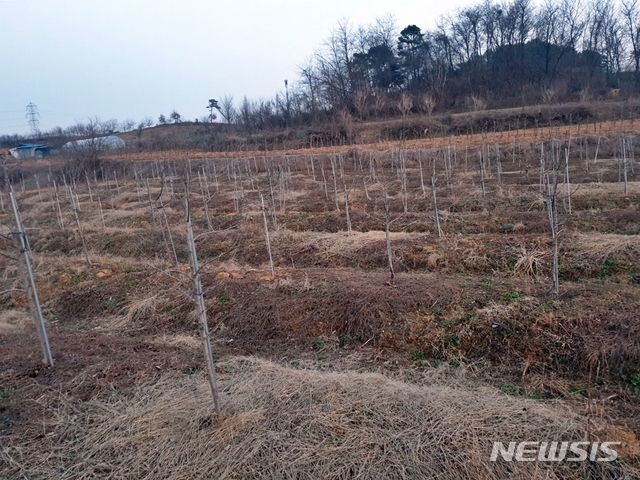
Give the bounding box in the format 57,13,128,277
1,0,479,136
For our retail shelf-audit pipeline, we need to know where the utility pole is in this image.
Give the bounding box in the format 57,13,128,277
26,103,40,137
284,79,291,126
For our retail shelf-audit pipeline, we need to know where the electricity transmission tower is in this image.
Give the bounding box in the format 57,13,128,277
26,103,40,136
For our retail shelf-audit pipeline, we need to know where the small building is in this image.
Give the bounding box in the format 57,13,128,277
8,143,50,159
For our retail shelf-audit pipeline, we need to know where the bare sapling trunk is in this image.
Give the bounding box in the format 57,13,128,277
159,181,178,266
418,153,426,198
370,152,376,182
95,187,106,233
107,175,115,210
539,143,545,193
53,181,65,232
267,169,278,230
212,162,219,192
279,165,286,213
34,174,43,203
431,166,443,238
134,170,142,203
69,186,91,267
401,152,408,213
321,164,329,200
544,159,561,297
85,172,94,203
465,146,469,172
344,182,352,235
145,179,157,230
383,191,394,283
496,146,502,185
478,152,486,199
362,175,371,201
198,171,213,231
9,189,53,366
232,167,239,213
330,156,340,212
260,194,275,277
184,198,220,413
623,138,629,194
565,148,572,214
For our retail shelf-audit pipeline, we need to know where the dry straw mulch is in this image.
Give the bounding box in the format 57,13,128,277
3,357,637,479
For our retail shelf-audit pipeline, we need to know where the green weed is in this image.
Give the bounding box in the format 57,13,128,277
410,350,426,361
501,384,522,395
501,291,523,302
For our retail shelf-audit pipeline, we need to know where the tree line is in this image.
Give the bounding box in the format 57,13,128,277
5,0,640,147
227,0,640,130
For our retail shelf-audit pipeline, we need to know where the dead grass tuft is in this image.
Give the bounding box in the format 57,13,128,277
0,309,31,334
124,294,162,324
2,357,636,479
514,245,548,278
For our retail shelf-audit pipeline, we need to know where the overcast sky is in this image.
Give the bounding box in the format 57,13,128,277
1,0,480,136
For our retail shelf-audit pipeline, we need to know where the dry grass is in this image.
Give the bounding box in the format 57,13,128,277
124,294,162,324
275,229,420,260
574,233,640,261
572,181,640,196
3,357,636,479
514,245,549,279
0,309,31,334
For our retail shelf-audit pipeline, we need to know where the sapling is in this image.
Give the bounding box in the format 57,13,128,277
145,178,156,229
53,181,65,232
183,195,220,413
432,161,443,238
383,191,394,282
330,155,340,211
418,152,426,198
344,182,352,235
260,193,275,277
68,186,91,267
321,164,329,200
9,189,53,366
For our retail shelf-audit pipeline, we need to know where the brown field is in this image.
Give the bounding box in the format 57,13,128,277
2,128,640,478
112,118,640,162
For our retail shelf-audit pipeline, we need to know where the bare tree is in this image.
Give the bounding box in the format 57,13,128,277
352,90,369,119
621,0,640,72
372,89,387,118
398,92,413,120
421,93,436,117
219,94,237,124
